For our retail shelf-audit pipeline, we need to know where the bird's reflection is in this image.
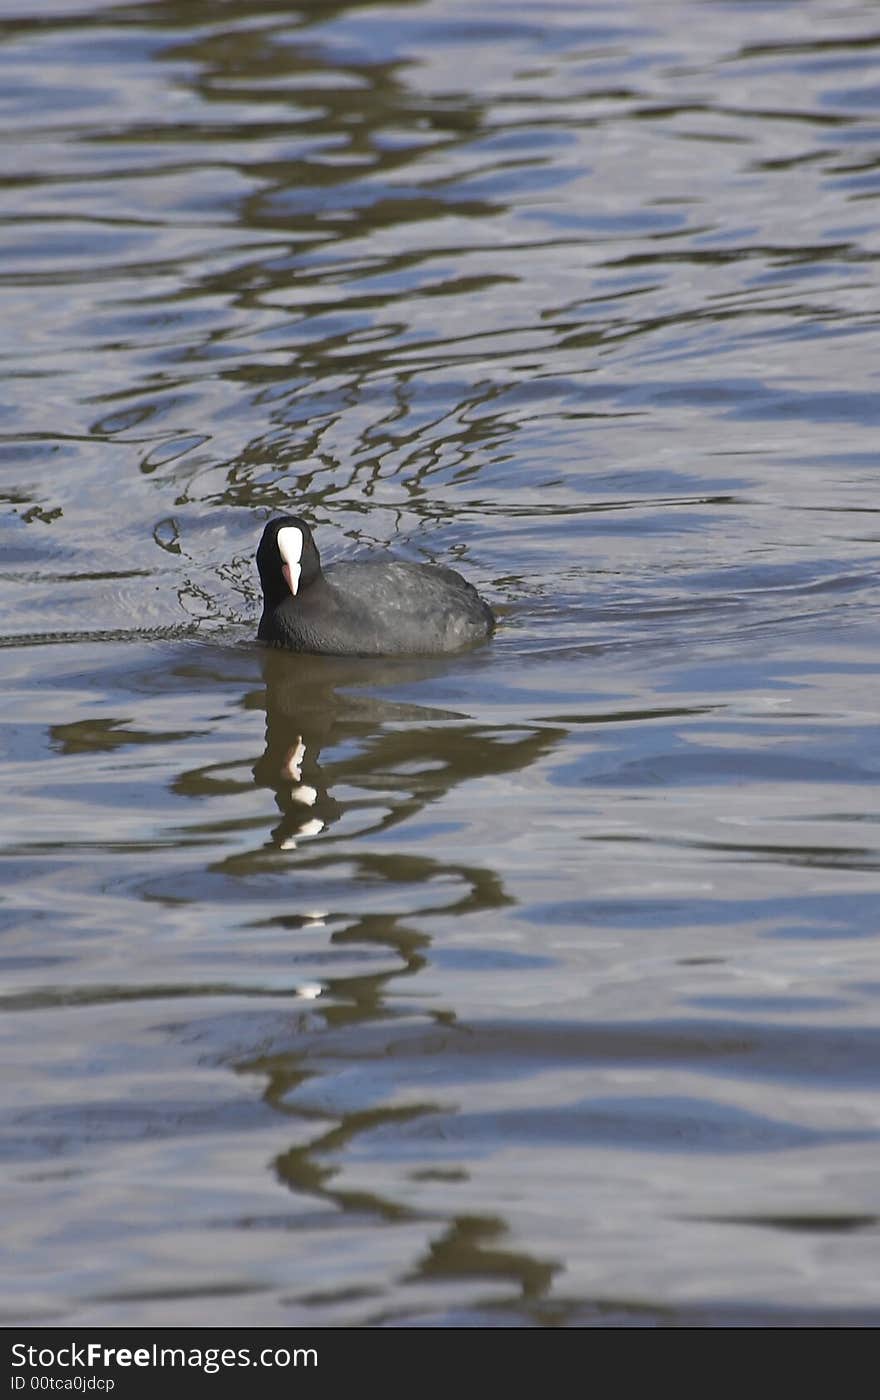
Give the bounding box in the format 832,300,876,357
252,646,563,852
252,647,455,848
158,642,570,1311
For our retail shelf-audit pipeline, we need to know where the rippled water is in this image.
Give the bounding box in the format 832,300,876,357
3,0,880,1326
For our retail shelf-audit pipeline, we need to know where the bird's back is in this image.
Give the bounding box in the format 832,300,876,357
264,558,494,656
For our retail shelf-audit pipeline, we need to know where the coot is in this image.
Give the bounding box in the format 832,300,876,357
256,515,495,657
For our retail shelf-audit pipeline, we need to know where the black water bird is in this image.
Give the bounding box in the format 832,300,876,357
256,515,495,657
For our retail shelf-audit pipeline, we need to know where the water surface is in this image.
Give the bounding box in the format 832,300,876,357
3,0,880,1326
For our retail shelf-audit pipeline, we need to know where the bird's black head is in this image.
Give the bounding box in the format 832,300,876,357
256,515,323,609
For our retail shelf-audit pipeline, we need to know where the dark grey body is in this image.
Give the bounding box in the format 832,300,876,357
258,525,495,657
